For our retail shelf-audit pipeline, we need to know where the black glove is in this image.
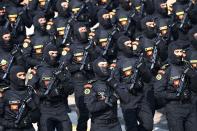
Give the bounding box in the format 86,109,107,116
105,95,117,107
26,98,37,110
185,67,196,78
106,77,118,89
84,63,92,71
49,88,60,97
181,89,191,100
55,70,70,82
128,80,143,95
17,116,32,128
68,64,80,73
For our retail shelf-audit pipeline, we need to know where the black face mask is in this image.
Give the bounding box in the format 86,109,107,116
93,58,110,79
33,14,48,34
99,66,110,77
58,5,70,17
43,44,59,66
0,41,14,52
144,27,157,38
158,7,168,16
100,18,112,29
44,52,58,66
77,31,88,43
171,54,183,65
37,23,47,34
9,65,26,89
123,45,133,56
0,15,6,25
121,1,131,11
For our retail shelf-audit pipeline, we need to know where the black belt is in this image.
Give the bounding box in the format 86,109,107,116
168,99,191,105
92,118,118,125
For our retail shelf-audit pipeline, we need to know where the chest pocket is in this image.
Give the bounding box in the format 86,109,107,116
9,100,20,112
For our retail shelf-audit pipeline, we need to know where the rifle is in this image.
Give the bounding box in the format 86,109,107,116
11,6,28,37
150,34,163,70
139,0,146,17
44,0,52,13
176,59,194,97
103,0,112,10
80,37,95,71
179,0,193,30
3,45,19,80
129,53,144,91
4,18,10,30
102,26,119,56
15,85,34,125
124,10,135,35
62,1,88,45
44,62,65,96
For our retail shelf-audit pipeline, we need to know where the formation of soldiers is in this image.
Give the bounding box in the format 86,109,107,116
0,0,197,131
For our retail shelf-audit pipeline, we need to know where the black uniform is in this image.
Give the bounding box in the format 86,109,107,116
54,0,72,48
115,0,136,38
68,0,97,27
0,28,25,82
6,3,32,44
84,57,130,131
61,22,96,131
0,65,40,131
94,9,119,62
28,0,55,20
115,36,153,131
154,41,197,131
22,12,51,68
30,44,73,131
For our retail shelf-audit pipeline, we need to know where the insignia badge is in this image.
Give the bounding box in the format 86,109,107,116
23,42,29,48
84,88,91,95
156,74,162,80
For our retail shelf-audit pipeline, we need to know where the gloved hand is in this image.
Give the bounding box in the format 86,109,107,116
55,70,70,82
105,95,117,107
128,80,143,95
106,77,118,89
68,64,80,73
17,116,32,128
181,89,191,100
26,98,36,110
185,67,196,78
84,63,92,71
49,88,60,97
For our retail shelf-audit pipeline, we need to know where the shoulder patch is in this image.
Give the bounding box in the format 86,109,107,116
23,42,29,48
28,74,33,80
156,74,162,80
84,83,93,95
23,37,31,48
84,88,91,95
